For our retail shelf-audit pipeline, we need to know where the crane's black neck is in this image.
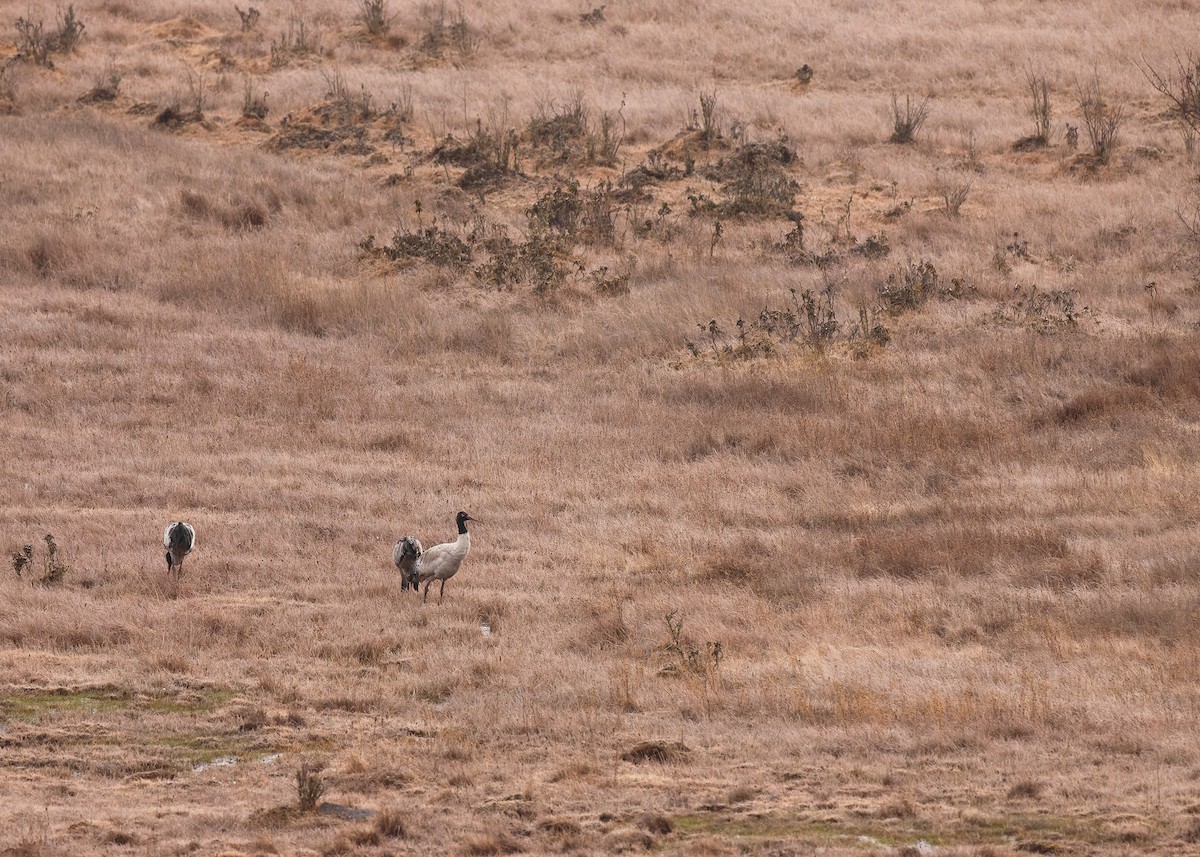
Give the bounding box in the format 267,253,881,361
456,512,470,534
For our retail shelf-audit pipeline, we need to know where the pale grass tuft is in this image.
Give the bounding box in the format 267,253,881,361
461,831,523,855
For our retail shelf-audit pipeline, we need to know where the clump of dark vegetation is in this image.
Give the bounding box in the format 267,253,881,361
153,69,210,129
687,283,864,360
526,179,619,245
235,5,261,32
527,95,624,167
888,93,930,144
659,609,723,682
588,264,632,296
358,0,395,36
317,69,374,124
267,122,369,152
696,90,721,147
361,183,629,297
996,284,1090,333
297,759,326,812
580,5,606,26
622,150,685,198
481,180,623,293
877,258,970,314
1007,780,1045,800
622,739,690,764
528,97,587,156
15,5,85,67
12,535,70,587
362,221,473,270
773,210,890,268
687,259,967,364
992,231,1035,274
700,139,799,217
433,119,521,189
241,79,268,119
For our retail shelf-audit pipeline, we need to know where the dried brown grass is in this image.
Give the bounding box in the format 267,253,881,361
0,0,1198,854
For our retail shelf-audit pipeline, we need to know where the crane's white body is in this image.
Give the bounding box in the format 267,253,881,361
416,513,474,603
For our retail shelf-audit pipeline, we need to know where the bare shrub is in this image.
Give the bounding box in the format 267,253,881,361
151,69,209,128
588,102,624,165
1028,70,1052,143
888,94,930,144
296,759,325,811
698,90,720,145
660,610,722,682
936,171,972,217
320,69,373,123
528,94,587,161
55,5,86,52
14,17,53,66
358,0,394,36
1014,69,1053,149
1141,53,1200,153
80,59,122,103
241,78,268,119
271,16,322,67
1076,76,1126,163
420,1,479,60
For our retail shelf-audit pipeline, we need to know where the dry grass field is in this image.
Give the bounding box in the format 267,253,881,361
2,0,1200,854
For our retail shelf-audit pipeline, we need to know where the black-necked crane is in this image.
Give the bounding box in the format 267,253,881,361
163,521,195,575
416,511,476,604
392,535,424,591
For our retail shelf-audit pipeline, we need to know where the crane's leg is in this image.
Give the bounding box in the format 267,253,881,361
438,579,446,605
423,580,430,603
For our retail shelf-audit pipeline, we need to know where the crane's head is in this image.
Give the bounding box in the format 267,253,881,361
456,511,476,532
